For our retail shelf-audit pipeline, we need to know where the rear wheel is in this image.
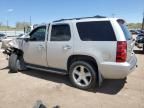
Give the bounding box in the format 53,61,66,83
69,61,97,90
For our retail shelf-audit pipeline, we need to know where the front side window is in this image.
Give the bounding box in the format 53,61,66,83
29,26,46,41
50,24,71,41
76,21,116,41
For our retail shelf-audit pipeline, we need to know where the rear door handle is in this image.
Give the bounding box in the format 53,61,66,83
63,45,72,50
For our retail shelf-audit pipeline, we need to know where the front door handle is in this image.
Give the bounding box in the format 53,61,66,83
63,45,72,50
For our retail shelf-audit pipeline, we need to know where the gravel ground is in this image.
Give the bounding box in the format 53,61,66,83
0,43,144,108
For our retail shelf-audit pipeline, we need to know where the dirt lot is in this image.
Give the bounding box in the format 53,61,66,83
0,43,144,108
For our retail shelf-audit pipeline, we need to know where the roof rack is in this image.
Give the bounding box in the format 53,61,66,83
53,15,106,22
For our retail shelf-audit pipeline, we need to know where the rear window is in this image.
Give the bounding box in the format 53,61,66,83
76,21,116,41
117,20,132,40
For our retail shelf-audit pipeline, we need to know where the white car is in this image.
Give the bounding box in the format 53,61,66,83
7,16,137,90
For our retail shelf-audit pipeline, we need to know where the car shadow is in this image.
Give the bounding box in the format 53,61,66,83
20,69,71,86
20,69,126,95
134,50,144,54
94,79,126,94
0,66,9,70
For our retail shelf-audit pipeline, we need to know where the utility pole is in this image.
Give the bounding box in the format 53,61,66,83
30,16,32,26
0,21,1,29
142,11,144,30
6,19,9,30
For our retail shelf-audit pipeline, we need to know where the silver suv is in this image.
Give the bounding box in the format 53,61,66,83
8,17,137,90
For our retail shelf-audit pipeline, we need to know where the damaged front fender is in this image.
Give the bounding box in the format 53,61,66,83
1,37,25,56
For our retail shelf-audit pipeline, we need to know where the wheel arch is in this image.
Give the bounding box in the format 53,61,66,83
67,54,103,86
12,48,24,57
67,55,98,71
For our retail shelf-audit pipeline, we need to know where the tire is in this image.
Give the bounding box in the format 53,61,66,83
9,53,26,73
69,61,97,90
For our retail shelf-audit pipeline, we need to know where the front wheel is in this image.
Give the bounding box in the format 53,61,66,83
69,61,97,90
9,53,25,73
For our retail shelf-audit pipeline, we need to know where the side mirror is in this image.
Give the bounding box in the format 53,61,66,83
24,38,29,42
24,35,30,42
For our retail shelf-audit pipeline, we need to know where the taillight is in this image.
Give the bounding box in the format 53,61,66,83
116,41,127,62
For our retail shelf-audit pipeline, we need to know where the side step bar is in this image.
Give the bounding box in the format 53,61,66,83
26,65,67,75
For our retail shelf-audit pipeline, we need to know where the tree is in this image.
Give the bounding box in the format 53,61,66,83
16,22,30,29
128,23,142,29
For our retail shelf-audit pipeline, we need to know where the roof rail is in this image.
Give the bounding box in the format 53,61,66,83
53,15,106,22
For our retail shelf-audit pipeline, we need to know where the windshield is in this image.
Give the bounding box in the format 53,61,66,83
117,19,132,40
0,34,5,37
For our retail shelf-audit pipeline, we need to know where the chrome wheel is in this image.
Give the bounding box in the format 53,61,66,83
72,65,92,87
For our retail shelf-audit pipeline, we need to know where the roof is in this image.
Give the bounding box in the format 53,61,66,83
52,15,120,24
53,15,106,22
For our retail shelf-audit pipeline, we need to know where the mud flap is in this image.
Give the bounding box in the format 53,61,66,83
98,70,103,87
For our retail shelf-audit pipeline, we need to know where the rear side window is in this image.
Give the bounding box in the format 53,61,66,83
76,21,116,41
117,20,132,40
50,24,71,41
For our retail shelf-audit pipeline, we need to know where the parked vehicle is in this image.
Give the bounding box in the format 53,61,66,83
5,17,137,90
135,33,144,52
0,33,6,42
130,30,140,35
137,30,144,34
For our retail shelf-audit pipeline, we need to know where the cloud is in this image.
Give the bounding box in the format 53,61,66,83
7,9,14,12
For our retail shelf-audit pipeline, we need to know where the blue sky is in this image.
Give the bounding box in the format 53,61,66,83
0,0,144,26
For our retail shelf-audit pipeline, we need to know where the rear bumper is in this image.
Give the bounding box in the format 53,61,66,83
99,54,137,79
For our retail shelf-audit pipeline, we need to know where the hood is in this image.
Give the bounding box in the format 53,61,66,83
7,37,24,50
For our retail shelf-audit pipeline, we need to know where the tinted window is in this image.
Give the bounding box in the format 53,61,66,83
0,34,5,37
30,26,46,41
51,24,71,41
76,21,116,41
118,20,132,40
138,34,144,37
